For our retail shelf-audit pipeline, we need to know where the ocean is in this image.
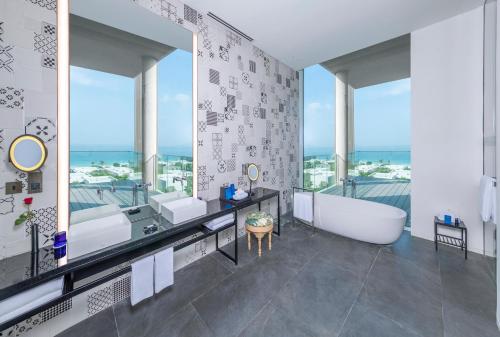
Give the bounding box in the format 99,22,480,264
70,146,192,167
304,146,410,165
69,145,411,166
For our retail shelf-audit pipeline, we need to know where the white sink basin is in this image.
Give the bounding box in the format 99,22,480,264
70,204,121,225
68,212,132,259
161,197,207,224
149,191,187,213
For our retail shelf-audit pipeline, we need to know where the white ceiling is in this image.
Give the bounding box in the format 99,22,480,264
71,0,192,52
183,0,484,70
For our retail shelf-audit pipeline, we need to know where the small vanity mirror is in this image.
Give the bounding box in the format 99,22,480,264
247,164,259,195
9,135,47,172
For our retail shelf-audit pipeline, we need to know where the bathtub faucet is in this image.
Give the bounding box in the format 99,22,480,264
340,178,357,198
132,182,152,206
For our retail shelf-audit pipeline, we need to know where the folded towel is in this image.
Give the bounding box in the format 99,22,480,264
480,175,496,222
154,248,174,294
233,191,249,200
204,214,234,229
204,218,235,231
0,277,63,324
294,192,313,222
131,255,154,306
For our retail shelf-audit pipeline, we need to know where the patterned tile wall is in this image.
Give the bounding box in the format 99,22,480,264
133,0,300,207
0,0,58,262
1,0,300,336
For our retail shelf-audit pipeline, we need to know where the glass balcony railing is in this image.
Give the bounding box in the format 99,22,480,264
348,151,411,181
69,151,193,213
155,154,193,196
305,150,411,227
304,151,410,187
70,151,143,185
303,154,336,192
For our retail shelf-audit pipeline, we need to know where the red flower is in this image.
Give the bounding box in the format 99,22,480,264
23,197,33,205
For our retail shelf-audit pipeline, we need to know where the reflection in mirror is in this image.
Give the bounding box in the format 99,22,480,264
9,135,47,172
68,0,193,259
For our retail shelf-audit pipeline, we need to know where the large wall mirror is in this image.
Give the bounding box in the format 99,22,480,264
67,0,196,259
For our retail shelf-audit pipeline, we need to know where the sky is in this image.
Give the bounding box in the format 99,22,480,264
304,64,411,154
71,58,409,155
70,49,192,152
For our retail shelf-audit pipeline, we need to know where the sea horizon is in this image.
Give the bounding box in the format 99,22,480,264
70,145,411,166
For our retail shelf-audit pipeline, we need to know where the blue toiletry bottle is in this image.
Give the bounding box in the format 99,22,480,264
444,215,452,224
230,184,236,197
225,187,232,200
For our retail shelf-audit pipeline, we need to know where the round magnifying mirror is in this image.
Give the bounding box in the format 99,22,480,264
9,135,47,172
247,163,259,182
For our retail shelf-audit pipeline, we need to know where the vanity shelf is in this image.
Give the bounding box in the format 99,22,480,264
0,188,280,331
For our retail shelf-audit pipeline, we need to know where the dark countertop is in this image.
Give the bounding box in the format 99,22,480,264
0,188,279,301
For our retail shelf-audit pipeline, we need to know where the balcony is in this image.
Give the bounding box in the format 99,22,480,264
304,151,411,227
69,151,192,213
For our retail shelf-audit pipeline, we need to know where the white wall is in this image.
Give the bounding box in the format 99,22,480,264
496,0,500,327
484,0,497,261
411,7,485,254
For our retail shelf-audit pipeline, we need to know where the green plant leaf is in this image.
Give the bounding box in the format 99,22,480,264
14,212,29,226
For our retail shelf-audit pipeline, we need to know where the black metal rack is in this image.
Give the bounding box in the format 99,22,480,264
434,216,467,259
292,186,315,231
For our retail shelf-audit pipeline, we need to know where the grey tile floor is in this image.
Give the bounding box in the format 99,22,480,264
57,222,499,337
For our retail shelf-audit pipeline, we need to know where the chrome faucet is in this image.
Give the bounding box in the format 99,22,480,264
173,176,187,192
97,185,104,200
97,183,116,201
340,177,357,198
132,182,152,206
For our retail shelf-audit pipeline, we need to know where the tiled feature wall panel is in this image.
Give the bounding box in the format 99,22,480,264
1,0,299,336
0,0,57,261
195,17,300,204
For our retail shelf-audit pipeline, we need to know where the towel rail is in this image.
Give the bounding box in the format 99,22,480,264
292,187,315,232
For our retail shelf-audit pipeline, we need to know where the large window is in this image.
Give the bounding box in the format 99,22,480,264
70,66,140,184
303,65,335,191
157,49,193,195
352,78,411,180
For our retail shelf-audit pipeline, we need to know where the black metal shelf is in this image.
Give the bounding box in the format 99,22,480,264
0,187,281,331
434,216,467,259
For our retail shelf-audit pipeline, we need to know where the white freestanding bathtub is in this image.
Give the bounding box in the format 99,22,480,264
313,193,406,244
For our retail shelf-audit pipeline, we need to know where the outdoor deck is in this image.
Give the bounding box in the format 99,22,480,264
322,177,411,227
70,184,155,213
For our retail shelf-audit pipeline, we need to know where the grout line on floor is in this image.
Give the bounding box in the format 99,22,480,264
233,232,324,337
191,303,218,337
437,243,446,337
111,305,121,337
234,299,275,337
337,247,381,337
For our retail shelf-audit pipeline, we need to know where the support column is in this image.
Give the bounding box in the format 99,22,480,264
335,71,348,184
347,85,355,156
134,75,143,154
141,56,158,188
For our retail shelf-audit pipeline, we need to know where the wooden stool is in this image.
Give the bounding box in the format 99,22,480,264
245,211,274,257
246,223,273,256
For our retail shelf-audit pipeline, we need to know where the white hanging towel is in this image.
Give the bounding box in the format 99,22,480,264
131,255,154,306
154,247,174,294
492,185,497,224
479,175,496,223
293,192,313,222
